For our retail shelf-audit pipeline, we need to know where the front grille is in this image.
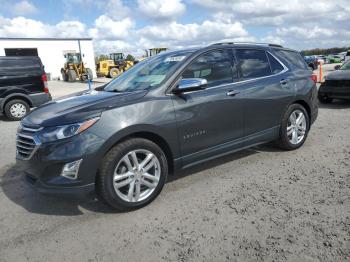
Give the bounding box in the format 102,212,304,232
16,125,42,160
325,80,350,87
16,134,38,159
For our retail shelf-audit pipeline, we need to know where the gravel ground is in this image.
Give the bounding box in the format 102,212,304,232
0,74,349,261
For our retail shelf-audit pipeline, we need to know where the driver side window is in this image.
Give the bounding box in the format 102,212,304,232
182,50,236,88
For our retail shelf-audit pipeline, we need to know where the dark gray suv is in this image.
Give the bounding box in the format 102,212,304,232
17,43,318,210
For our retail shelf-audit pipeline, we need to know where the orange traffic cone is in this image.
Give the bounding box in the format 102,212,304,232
318,62,323,83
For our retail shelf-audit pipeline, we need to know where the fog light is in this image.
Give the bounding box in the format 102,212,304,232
61,159,82,180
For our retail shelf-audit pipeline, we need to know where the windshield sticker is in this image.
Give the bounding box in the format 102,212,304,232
165,56,186,62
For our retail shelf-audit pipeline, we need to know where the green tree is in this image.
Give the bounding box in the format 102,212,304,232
126,54,135,61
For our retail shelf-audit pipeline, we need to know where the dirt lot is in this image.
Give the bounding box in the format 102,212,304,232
0,75,349,261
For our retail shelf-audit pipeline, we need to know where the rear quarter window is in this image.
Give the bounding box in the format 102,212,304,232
275,50,307,70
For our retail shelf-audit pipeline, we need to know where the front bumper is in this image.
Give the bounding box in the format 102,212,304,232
24,172,95,199
16,129,106,198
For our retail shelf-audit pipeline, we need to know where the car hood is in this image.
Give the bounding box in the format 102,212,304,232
325,70,350,80
22,89,147,127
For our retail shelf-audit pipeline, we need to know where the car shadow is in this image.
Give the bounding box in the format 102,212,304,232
318,99,350,109
0,164,116,216
0,115,12,122
1,144,285,216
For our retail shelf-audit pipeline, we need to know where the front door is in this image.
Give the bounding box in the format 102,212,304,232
171,49,245,167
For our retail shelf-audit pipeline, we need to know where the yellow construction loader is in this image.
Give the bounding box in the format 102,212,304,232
97,53,134,78
137,48,168,62
61,53,93,82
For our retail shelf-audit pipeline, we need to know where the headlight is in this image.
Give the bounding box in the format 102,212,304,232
39,117,100,143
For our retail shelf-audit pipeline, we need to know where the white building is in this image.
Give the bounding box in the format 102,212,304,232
0,37,96,79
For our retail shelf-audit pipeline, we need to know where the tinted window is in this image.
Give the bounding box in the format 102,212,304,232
275,50,307,70
346,51,350,56
0,58,41,75
267,53,284,74
182,50,235,87
235,49,271,80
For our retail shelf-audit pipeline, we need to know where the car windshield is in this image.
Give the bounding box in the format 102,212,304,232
104,51,191,92
340,60,350,70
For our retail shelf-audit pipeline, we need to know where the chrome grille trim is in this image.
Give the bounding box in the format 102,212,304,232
16,133,41,160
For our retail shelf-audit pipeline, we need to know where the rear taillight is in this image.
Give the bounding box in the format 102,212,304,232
311,74,317,84
42,74,49,93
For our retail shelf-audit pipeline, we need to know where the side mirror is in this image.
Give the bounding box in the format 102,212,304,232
334,65,341,70
173,78,207,94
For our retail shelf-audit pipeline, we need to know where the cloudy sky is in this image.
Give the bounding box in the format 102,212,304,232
0,0,349,55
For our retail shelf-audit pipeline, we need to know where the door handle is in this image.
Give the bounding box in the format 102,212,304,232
280,79,289,85
226,90,240,96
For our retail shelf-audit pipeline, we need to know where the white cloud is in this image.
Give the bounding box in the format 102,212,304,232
88,15,134,40
12,0,37,15
139,19,249,45
0,16,86,38
0,16,51,38
103,0,130,18
55,21,86,38
138,0,185,20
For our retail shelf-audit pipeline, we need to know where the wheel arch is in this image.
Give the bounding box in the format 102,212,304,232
1,94,33,112
102,129,175,175
292,99,311,121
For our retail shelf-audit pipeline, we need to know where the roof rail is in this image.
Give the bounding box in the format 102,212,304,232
210,42,283,48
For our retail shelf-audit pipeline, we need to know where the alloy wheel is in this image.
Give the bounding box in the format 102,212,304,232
287,109,307,145
113,149,161,203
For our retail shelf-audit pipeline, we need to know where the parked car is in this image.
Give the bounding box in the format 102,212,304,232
17,43,318,210
316,55,329,64
0,56,51,120
318,59,350,103
345,50,350,62
327,55,342,64
304,56,318,70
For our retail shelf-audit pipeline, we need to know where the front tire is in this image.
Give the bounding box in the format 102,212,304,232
67,69,77,82
276,104,309,150
98,138,168,211
109,68,121,78
4,99,30,121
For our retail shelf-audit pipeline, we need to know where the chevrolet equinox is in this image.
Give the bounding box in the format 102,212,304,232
17,43,318,210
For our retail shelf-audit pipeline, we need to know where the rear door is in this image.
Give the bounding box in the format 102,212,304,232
171,49,245,166
232,48,294,141
0,57,43,97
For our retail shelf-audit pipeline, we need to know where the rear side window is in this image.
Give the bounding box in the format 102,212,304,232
275,50,307,70
267,53,284,74
234,49,271,80
0,59,42,75
182,49,235,87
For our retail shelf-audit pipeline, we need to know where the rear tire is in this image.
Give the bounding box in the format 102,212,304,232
276,104,309,150
67,70,77,82
4,99,30,121
98,138,168,211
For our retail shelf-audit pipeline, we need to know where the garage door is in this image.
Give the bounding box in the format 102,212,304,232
5,48,38,56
